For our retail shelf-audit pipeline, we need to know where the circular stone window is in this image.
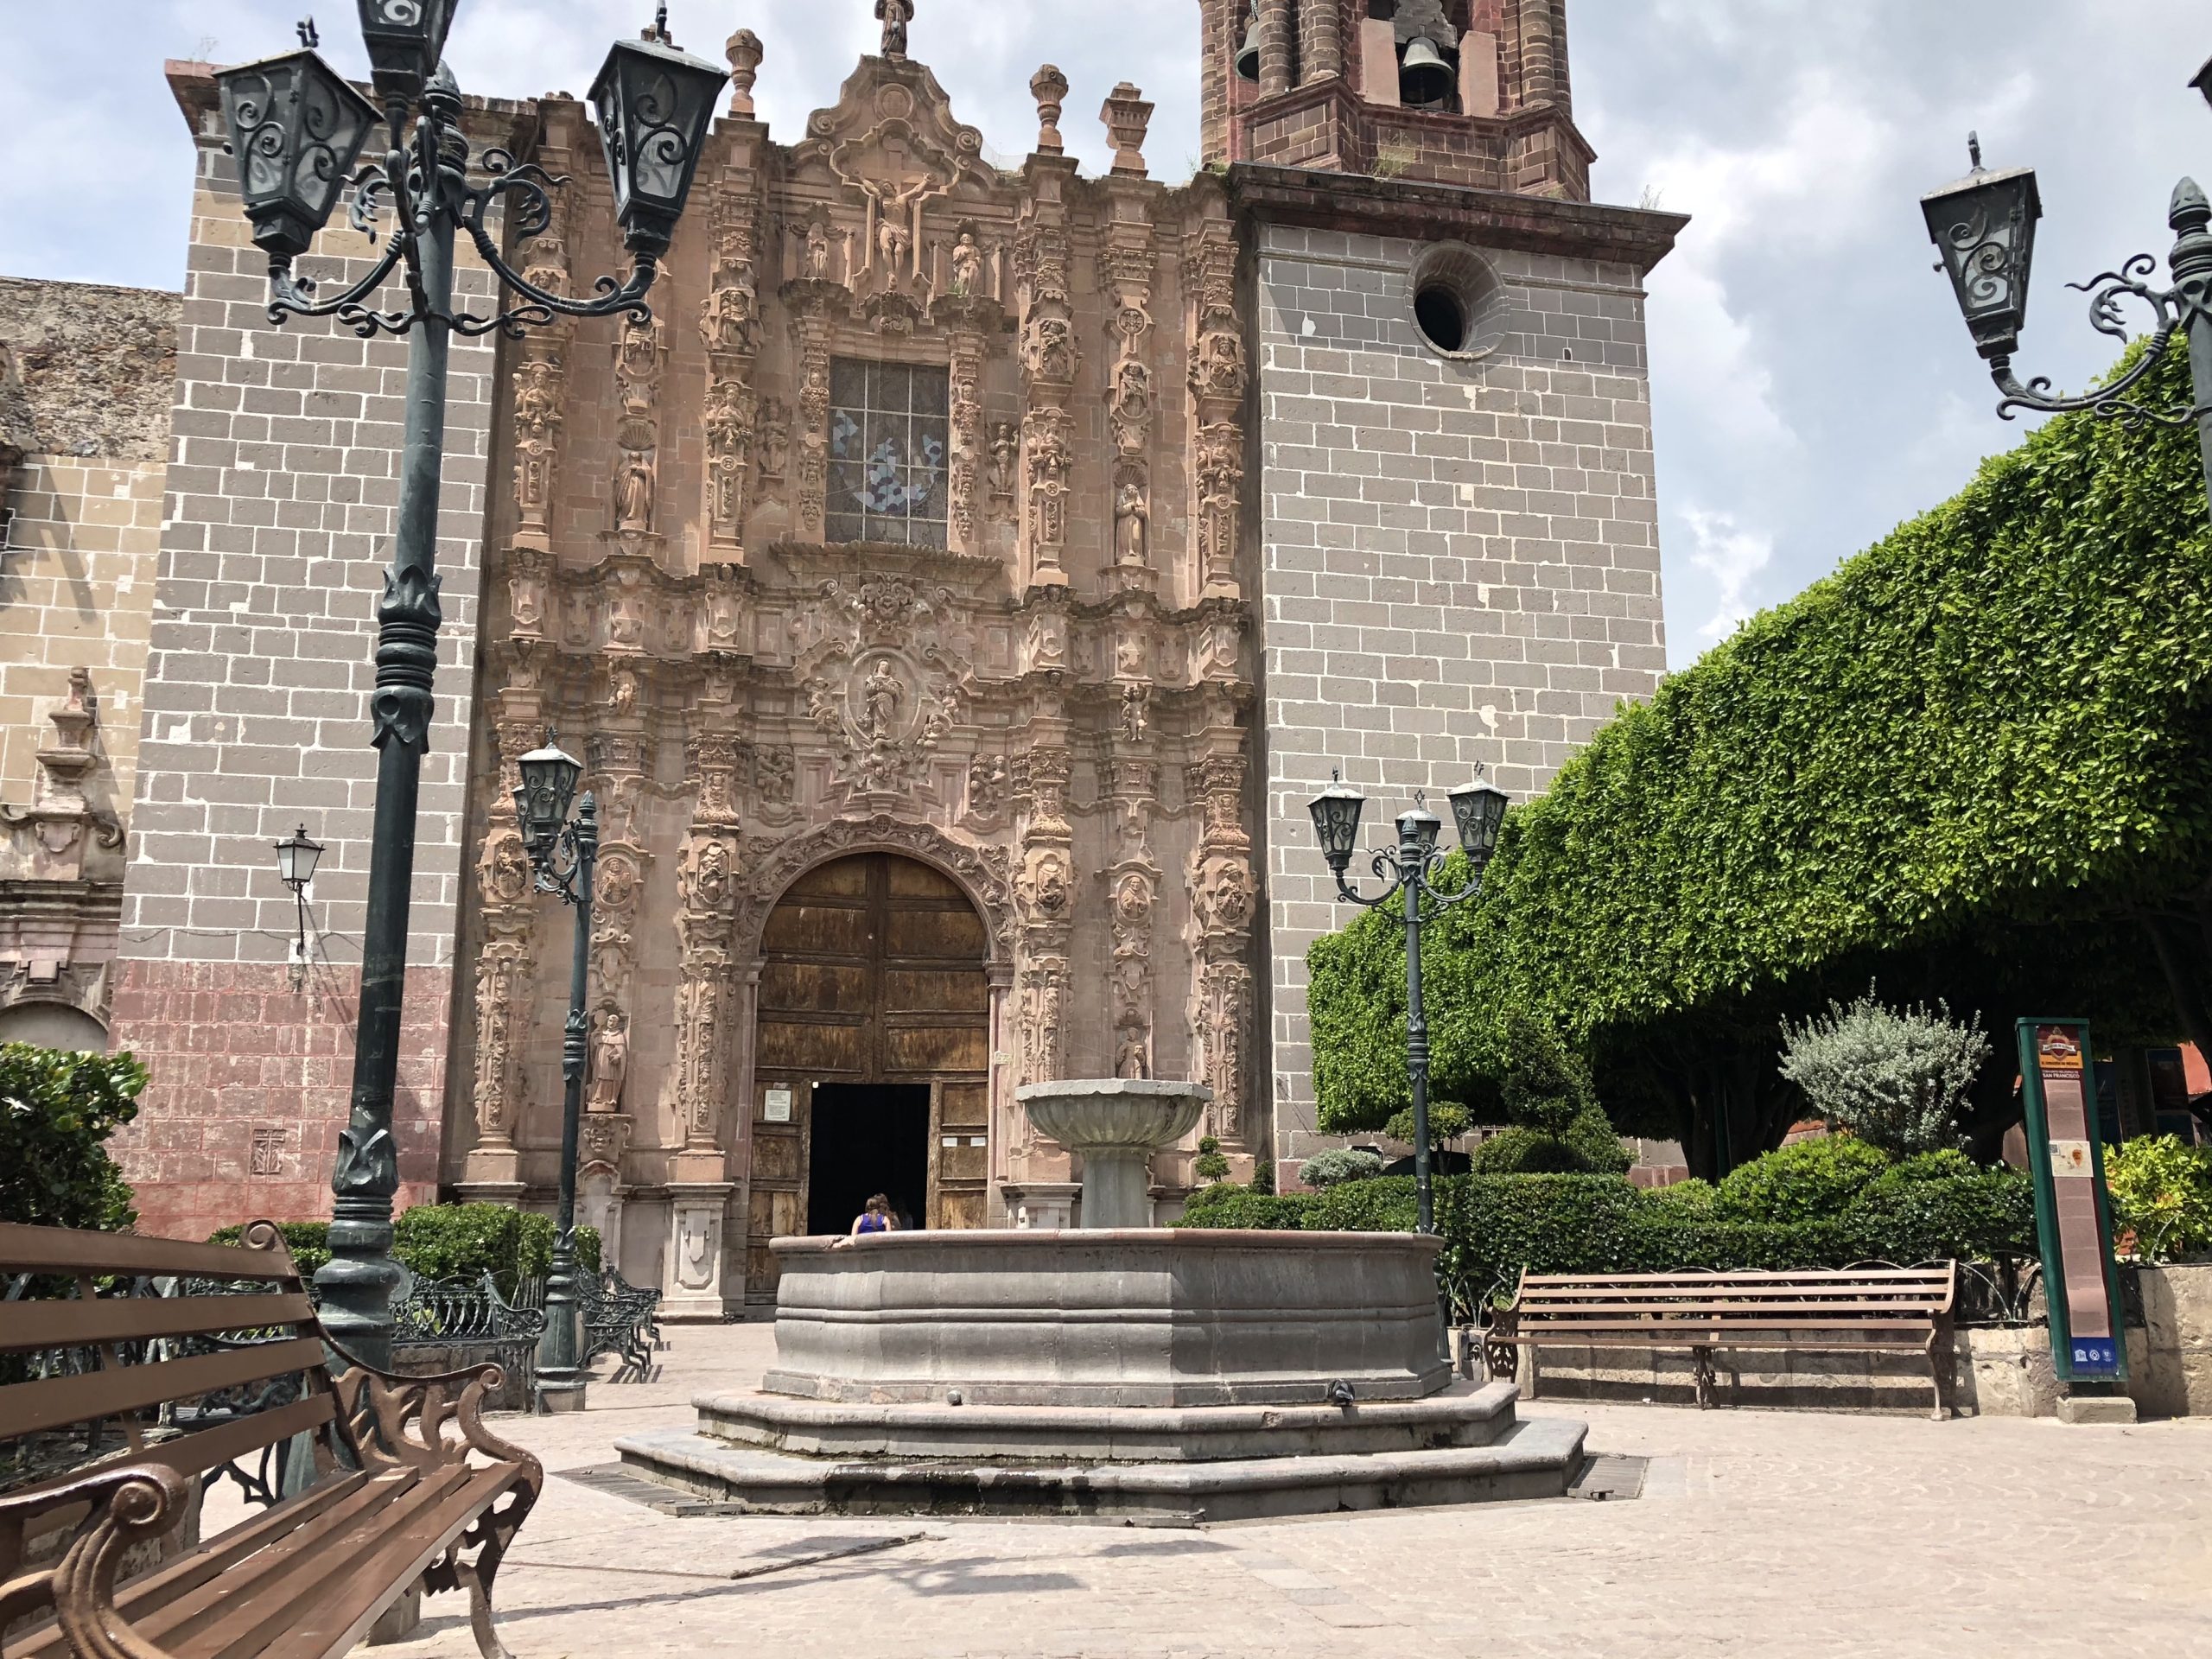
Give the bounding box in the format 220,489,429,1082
1408,242,1505,361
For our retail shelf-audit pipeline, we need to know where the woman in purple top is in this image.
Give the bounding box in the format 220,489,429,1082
845,1192,896,1240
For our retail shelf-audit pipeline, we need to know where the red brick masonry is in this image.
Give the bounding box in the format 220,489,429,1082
109,958,449,1243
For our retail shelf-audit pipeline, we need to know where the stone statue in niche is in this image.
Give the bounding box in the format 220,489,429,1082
1120,682,1148,743
758,401,791,480
950,231,982,296
861,658,906,741
488,833,531,905
804,219,831,281
988,423,1018,500
758,745,794,805
967,753,1009,818
587,1007,629,1113
1113,480,1147,567
614,451,655,531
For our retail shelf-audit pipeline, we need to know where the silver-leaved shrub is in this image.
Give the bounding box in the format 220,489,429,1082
1777,989,1991,1156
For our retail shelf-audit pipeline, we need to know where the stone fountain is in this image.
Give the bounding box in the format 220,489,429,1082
619,1079,1587,1522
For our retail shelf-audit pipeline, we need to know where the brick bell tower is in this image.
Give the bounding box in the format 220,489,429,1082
1211,0,1691,1185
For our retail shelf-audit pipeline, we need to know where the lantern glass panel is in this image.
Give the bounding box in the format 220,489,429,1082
1307,779,1368,868
274,824,325,891
589,36,728,255
216,50,382,257
516,741,582,853
1920,162,2041,360
1401,805,1442,856
355,0,458,103
1447,780,1509,866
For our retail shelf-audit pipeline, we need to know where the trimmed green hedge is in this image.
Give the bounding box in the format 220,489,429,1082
1310,340,2212,1168
212,1204,600,1294
1179,1163,2037,1302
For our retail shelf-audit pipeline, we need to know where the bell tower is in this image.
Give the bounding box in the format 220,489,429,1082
1197,0,1588,197
1221,0,1690,1184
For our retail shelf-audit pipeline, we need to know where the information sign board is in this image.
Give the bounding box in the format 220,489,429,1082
2016,1019,2127,1384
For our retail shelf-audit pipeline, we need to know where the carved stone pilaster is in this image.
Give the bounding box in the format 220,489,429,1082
942,305,991,555
1016,168,1078,588
789,293,839,540
672,730,744,1152
1012,731,1074,1100
612,313,668,537
701,160,763,556
1185,750,1255,1144
1185,214,1245,601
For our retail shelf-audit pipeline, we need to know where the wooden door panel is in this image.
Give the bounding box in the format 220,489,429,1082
938,1190,987,1230
761,960,871,1012
762,904,872,956
939,1080,988,1129
881,968,989,1014
884,908,987,958
758,1019,866,1072
886,1024,988,1074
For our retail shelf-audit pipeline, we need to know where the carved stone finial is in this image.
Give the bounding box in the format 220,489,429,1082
725,28,762,114
876,0,912,60
1101,82,1153,178
1031,65,1070,155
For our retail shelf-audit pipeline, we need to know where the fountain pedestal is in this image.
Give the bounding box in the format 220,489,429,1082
1017,1077,1207,1229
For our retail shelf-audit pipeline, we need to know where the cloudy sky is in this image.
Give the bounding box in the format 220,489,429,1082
3,1,2204,664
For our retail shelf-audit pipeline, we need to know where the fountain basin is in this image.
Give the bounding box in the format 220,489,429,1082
1016,1078,1210,1229
758,1227,1452,1407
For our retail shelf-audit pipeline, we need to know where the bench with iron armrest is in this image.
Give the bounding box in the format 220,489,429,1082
580,1269,660,1381
0,1220,541,1659
1484,1263,1959,1420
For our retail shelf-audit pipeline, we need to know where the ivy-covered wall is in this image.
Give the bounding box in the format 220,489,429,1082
1310,344,2212,1173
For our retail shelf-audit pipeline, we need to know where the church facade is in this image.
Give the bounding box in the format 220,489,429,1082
80,0,1681,1313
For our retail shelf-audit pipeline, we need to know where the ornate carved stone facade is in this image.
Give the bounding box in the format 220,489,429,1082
451,20,1262,1309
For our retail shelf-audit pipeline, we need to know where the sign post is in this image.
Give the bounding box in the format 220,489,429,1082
2016,1019,2133,1421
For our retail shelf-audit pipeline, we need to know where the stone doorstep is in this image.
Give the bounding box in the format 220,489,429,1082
757,1362,1456,1408
611,1416,1589,1526
693,1378,1519,1462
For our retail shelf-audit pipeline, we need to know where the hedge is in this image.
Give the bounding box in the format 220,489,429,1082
1309,340,2212,1169
211,1204,600,1294
0,1045,148,1230
1179,1166,2037,1303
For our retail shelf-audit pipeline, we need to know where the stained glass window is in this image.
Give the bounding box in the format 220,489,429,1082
825,359,950,548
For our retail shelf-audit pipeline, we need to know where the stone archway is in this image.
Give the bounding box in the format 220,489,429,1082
740,850,992,1301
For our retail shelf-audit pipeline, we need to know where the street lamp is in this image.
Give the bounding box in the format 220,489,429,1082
514,732,596,1413
1921,108,2212,531
211,4,722,1368
1307,768,1509,1243
274,823,325,992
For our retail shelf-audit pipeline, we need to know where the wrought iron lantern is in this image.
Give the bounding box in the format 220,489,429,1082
1446,779,1509,869
213,49,384,257
1307,772,1369,874
355,0,459,104
1398,798,1443,856
1920,133,2043,363
514,733,583,866
589,33,731,258
273,823,325,894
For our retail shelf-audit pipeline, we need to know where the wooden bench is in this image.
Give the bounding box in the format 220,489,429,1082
1485,1263,1959,1420
0,1220,541,1659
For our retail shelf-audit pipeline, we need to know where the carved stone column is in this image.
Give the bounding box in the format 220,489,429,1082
788,293,839,544
612,312,668,545
938,297,1001,557
664,722,743,1317
700,100,764,560
1101,86,1160,599
1018,86,1078,589
1186,749,1256,1148
1186,213,1246,602
460,702,545,1196
1012,699,1075,1133
1105,742,1160,1082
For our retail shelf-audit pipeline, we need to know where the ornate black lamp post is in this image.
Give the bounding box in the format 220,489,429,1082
1307,771,1510,1238
212,3,724,1368
1921,78,2212,527
514,734,596,1411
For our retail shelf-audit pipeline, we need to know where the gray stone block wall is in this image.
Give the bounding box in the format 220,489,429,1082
117,114,496,976
1254,221,1667,1172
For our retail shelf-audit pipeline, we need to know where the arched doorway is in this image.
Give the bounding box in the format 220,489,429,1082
749,852,991,1253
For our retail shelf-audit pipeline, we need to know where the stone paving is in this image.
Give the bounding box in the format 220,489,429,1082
372,1324,2212,1659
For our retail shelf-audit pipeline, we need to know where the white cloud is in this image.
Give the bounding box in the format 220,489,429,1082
1677,503,1773,641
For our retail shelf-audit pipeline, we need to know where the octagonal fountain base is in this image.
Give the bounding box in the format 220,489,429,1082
616,1228,1589,1523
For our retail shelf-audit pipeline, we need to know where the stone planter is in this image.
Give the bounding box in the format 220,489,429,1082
2133,1261,2212,1417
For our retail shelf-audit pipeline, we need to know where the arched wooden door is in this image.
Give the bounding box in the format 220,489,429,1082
745,852,990,1297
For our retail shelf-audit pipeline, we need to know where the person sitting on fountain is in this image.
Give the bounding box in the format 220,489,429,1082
836,1192,898,1245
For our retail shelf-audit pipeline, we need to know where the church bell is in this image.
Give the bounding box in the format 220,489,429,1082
1235,16,1262,82
1398,35,1454,106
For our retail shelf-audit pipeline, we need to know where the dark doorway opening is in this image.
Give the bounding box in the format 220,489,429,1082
807,1082,931,1235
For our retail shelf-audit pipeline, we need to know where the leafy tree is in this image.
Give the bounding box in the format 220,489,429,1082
1310,340,2212,1175
1777,991,1990,1155
1383,1102,1472,1148
0,1045,148,1230
2104,1135,2212,1261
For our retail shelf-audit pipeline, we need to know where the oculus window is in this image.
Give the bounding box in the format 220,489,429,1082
827,359,949,548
